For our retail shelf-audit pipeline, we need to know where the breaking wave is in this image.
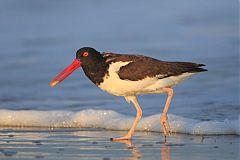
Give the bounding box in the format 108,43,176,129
0,109,239,135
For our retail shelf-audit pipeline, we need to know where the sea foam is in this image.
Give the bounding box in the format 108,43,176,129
0,109,239,135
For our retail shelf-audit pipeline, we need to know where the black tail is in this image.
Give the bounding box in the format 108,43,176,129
191,64,208,73
171,62,208,74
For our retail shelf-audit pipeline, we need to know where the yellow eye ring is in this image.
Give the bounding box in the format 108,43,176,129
83,52,89,57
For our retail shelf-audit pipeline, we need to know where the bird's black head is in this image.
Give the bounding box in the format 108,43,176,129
50,47,107,87
76,47,102,66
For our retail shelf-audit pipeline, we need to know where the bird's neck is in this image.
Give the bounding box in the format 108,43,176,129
82,60,109,85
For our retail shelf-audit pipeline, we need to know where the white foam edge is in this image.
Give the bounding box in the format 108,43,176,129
0,109,239,135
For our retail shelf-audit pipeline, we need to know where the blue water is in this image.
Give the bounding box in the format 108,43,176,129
0,0,239,134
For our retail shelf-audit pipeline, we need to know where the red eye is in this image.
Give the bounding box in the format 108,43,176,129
83,52,89,57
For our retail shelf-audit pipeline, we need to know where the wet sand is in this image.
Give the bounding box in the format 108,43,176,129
0,128,238,160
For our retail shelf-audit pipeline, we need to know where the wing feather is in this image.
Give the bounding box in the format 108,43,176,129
102,52,207,81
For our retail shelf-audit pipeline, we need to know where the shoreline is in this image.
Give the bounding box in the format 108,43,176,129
0,128,239,160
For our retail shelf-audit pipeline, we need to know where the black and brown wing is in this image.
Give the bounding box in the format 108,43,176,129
102,52,207,81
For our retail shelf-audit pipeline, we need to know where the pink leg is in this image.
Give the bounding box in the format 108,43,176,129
111,96,142,141
160,88,173,136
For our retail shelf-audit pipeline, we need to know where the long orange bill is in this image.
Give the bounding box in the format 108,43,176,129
50,59,81,87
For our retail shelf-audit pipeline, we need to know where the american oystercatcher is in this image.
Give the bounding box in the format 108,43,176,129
50,47,207,140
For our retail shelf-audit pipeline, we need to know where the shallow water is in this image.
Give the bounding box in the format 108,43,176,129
0,0,239,134
0,128,239,160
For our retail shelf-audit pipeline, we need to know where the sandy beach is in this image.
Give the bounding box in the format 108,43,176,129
0,128,238,160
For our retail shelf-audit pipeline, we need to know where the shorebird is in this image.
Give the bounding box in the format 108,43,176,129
50,47,207,140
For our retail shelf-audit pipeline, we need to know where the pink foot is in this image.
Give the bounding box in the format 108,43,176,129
110,135,132,141
160,114,171,136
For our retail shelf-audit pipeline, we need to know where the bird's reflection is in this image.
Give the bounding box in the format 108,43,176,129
161,143,171,160
112,139,142,159
111,139,171,160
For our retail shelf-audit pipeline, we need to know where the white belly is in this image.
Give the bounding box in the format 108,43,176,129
98,62,195,96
